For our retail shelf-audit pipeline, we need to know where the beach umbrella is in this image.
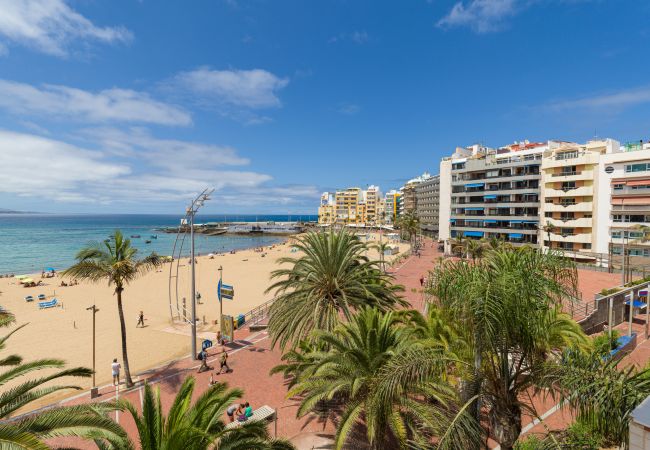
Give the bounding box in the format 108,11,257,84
45,267,55,272
22,278,34,284
14,275,28,280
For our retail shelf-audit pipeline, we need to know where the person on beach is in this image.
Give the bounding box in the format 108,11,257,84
216,347,230,374
136,311,145,327
111,358,121,386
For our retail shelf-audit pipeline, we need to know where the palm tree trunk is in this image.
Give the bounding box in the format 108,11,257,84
116,288,134,388
490,403,521,450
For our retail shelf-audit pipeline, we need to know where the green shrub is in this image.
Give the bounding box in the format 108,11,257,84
562,421,604,449
593,330,620,357
600,287,620,296
514,435,545,450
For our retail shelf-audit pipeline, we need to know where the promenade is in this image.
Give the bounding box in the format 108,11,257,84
47,241,625,449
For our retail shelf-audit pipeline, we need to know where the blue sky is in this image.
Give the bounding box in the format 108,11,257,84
0,0,649,214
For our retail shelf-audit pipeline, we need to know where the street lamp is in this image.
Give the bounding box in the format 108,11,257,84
186,188,214,360
86,304,99,398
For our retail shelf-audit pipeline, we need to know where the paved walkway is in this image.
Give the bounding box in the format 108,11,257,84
45,241,630,449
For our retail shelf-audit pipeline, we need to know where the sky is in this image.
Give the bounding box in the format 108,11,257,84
0,0,649,214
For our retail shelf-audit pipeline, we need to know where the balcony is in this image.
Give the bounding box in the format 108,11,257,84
546,217,593,228
543,186,593,197
544,202,593,212
549,232,592,244
612,204,650,212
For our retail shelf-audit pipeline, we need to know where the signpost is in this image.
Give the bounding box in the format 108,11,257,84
217,266,234,342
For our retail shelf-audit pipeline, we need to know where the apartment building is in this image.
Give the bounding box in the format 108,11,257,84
539,140,615,257
439,142,545,250
600,141,650,259
384,190,401,225
415,174,440,236
318,192,335,224
363,185,383,225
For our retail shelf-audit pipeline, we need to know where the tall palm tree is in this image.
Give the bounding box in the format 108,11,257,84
0,311,126,448
542,221,556,251
266,229,405,349
424,247,589,450
286,307,480,450
450,232,466,258
100,377,294,450
396,212,420,248
64,230,162,388
463,239,485,262
371,240,391,272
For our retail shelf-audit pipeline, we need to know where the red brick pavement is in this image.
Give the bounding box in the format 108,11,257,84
44,241,632,449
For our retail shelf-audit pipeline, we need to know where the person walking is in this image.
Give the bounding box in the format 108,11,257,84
216,347,230,374
136,311,145,328
197,347,211,373
111,358,121,386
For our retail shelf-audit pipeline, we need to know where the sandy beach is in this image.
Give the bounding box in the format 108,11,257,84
0,232,409,402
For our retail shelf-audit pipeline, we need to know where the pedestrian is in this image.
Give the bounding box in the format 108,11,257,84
419,276,425,287
136,310,145,328
216,330,223,345
225,403,242,423
111,358,121,386
216,347,230,374
197,348,211,373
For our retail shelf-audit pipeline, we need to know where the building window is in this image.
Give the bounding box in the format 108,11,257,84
583,243,591,250
613,184,625,190
625,163,650,173
561,181,576,191
556,151,578,160
545,212,552,218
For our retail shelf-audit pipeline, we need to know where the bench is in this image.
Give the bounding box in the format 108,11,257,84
225,405,277,436
38,299,58,309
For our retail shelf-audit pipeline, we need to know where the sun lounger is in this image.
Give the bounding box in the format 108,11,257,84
25,296,34,302
225,405,277,435
37,294,46,300
38,299,58,309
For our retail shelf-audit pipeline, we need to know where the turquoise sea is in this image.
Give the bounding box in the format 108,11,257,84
0,214,316,275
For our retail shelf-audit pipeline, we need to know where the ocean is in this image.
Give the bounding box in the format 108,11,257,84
0,214,316,275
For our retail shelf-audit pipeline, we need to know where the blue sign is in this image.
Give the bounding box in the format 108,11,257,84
218,279,234,301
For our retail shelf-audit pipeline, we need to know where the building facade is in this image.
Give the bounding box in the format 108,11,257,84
440,142,545,250
384,190,401,225
415,174,440,236
318,192,335,224
317,186,386,226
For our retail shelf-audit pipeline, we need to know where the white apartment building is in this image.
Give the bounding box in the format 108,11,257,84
440,138,650,262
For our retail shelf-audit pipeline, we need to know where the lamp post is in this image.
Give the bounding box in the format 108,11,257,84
86,304,99,398
218,265,223,338
186,188,214,360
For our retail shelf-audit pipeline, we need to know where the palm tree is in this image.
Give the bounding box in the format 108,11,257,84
396,212,420,248
545,349,650,448
463,239,485,262
542,221,556,250
371,240,391,272
266,229,405,349
64,230,162,388
0,311,126,448
286,307,480,450
101,377,294,449
450,233,466,258
424,247,589,449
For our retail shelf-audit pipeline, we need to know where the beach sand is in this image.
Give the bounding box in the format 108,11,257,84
0,232,409,404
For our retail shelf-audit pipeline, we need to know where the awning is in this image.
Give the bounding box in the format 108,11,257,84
464,207,484,211
612,196,650,205
484,195,497,200
625,299,648,309
522,193,538,196
626,180,650,187
465,183,485,188
523,221,539,224
449,219,456,222
509,233,524,239
509,220,523,223
464,231,484,237
483,220,497,223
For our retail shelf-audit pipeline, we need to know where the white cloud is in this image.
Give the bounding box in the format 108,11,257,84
544,86,650,112
171,68,289,109
0,126,319,210
79,127,250,169
0,0,132,56
337,102,361,115
0,79,191,126
437,0,519,33
0,130,130,202
328,30,370,44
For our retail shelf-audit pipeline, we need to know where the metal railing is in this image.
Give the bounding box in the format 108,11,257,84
238,298,275,329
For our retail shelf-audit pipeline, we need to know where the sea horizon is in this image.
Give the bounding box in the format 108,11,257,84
0,213,317,275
